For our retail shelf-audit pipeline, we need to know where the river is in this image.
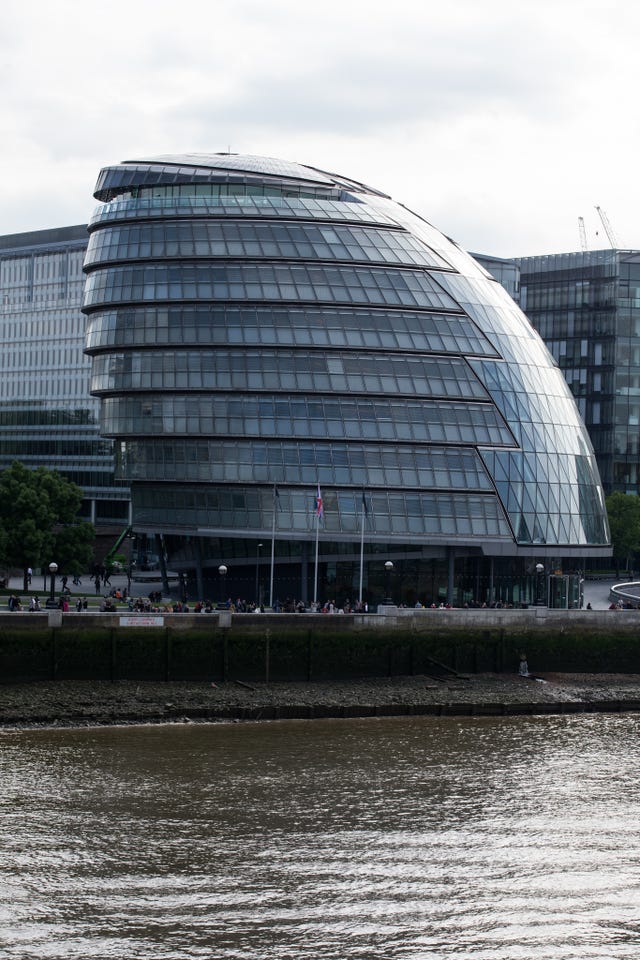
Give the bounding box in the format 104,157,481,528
1,714,639,958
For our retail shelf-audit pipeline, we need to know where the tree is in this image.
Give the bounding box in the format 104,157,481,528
54,522,96,579
0,461,95,591
605,491,640,578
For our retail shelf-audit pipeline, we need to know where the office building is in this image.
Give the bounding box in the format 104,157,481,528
0,225,129,526
476,248,640,498
513,249,640,496
472,252,520,303
81,154,610,605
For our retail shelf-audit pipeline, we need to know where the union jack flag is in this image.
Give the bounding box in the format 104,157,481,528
316,483,323,520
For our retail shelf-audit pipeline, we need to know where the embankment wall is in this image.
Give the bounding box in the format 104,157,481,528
0,608,639,683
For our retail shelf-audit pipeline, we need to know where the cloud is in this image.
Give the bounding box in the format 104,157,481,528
0,0,639,254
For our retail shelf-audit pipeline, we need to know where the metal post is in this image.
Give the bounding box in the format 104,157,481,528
535,563,545,605
47,562,58,609
127,532,134,594
218,564,227,607
384,560,394,604
255,542,263,606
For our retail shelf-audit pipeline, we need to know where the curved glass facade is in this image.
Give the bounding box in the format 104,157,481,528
83,153,610,605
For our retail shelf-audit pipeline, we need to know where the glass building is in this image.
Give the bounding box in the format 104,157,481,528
515,250,640,497
471,252,520,303
0,225,129,526
82,154,610,606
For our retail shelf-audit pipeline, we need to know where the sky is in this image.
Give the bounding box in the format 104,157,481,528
2,0,639,257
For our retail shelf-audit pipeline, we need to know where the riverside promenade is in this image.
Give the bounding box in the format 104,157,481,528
0,572,621,610
0,573,620,612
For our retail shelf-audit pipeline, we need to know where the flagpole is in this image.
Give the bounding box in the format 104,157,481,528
269,483,277,609
358,491,366,604
313,508,320,606
313,482,322,607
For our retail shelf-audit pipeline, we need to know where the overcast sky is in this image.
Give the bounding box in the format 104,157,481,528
2,0,639,257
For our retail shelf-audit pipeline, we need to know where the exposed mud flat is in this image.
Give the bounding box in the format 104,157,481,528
2,673,640,728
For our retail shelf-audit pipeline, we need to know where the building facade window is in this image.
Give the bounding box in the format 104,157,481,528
82,155,610,603
0,225,129,524
510,250,640,495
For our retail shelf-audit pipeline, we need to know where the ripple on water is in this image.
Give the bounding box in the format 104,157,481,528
0,714,640,958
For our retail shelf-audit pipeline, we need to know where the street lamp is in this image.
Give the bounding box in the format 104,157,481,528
47,562,58,608
535,562,545,605
255,542,263,606
384,560,394,605
127,531,135,595
218,564,228,607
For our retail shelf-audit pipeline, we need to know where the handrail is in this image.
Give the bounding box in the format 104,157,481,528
609,581,640,605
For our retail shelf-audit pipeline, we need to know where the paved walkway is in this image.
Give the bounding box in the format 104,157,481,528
4,571,152,601
0,572,626,610
582,578,616,610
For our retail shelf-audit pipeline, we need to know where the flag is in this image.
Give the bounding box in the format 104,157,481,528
274,484,281,510
316,483,323,520
361,489,368,514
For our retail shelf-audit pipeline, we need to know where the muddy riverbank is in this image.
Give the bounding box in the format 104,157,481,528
2,672,640,728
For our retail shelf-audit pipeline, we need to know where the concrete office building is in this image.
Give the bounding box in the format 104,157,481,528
0,225,129,526
81,154,610,606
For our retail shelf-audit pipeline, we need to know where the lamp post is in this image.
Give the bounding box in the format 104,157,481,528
255,542,263,606
384,560,394,605
535,562,545,605
218,564,228,607
47,562,58,608
127,531,135,595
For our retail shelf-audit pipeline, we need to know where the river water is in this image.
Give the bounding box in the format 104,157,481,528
1,714,639,959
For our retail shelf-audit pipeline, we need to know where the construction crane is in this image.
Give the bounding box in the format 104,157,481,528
578,216,588,251
595,206,620,248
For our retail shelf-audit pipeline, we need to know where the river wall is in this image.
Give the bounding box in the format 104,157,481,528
1,608,639,683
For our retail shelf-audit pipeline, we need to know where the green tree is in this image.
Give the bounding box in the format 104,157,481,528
54,522,96,579
605,491,640,578
0,461,95,592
